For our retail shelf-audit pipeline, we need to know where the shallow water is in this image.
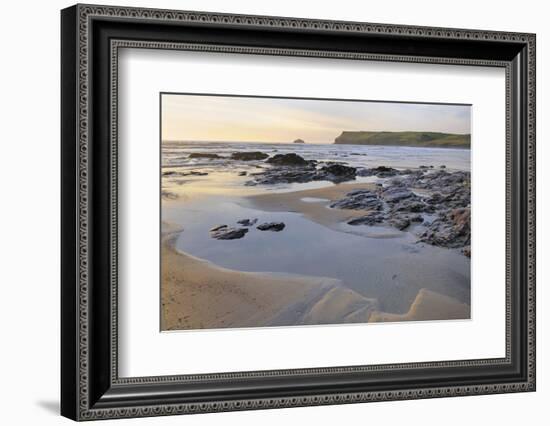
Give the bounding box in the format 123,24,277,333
163,140,470,172
300,197,330,203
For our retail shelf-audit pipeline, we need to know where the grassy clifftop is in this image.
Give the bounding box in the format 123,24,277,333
334,131,470,148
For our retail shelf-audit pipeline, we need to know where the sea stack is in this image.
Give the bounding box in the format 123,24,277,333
293,138,305,144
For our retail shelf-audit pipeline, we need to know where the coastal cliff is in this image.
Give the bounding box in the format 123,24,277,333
334,131,470,148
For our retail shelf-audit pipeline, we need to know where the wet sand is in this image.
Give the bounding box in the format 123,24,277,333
244,182,379,228
369,289,470,322
161,222,380,330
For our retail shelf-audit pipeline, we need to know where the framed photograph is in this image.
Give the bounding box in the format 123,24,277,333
61,4,536,421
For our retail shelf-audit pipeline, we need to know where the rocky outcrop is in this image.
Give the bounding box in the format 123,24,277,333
357,166,400,178
231,151,269,161
293,139,305,144
330,189,382,210
266,153,310,166
237,218,258,226
209,225,248,240
163,170,208,177
246,155,357,185
257,222,286,231
330,168,471,255
347,211,385,226
319,164,356,182
419,207,471,249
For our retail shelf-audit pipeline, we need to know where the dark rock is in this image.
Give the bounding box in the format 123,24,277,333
330,190,382,210
231,151,269,161
210,226,248,240
392,199,432,213
293,139,305,144
426,192,443,204
238,171,247,176
440,165,446,169
332,168,471,251
237,218,258,227
419,207,470,248
381,187,415,203
318,164,356,182
246,160,356,185
321,163,356,176
161,191,178,200
266,153,309,166
376,166,396,173
209,224,228,232
409,214,424,223
257,222,286,231
246,166,318,185
163,170,208,177
463,246,471,258
347,212,386,226
188,152,221,159
346,189,376,196
357,166,399,178
390,216,411,230
419,165,429,169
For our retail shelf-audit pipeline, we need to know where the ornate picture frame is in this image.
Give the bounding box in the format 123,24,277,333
61,4,535,421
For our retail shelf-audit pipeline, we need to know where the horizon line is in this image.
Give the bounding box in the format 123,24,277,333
162,130,471,144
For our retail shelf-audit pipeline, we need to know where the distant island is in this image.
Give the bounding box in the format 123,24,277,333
293,138,305,144
334,131,470,148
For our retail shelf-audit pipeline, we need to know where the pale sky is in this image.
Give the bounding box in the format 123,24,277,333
162,94,471,144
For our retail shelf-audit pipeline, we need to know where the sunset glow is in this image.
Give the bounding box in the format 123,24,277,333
162,94,471,144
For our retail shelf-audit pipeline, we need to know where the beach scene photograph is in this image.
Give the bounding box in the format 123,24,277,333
160,93,471,331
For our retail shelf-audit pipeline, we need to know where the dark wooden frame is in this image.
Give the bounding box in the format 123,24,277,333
61,4,536,421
